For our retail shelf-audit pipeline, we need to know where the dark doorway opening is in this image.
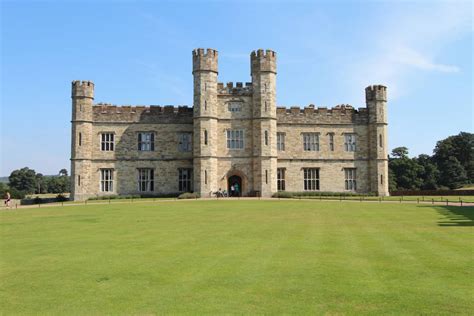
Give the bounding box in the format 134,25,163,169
228,175,242,197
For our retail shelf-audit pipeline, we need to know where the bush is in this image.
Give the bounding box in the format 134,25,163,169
177,192,200,199
272,191,376,198
272,192,293,198
33,196,43,204
56,194,69,202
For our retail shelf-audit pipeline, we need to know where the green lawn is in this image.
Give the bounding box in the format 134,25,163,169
1,201,472,315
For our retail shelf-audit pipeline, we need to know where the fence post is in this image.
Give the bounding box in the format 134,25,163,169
109,198,111,204
15,204,17,209
62,202,64,207
417,198,419,204
446,199,448,206
400,198,402,203
379,197,381,203
422,196,424,201
432,199,434,205
461,200,463,207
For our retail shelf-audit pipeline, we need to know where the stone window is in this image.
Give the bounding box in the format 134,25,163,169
78,132,82,146
265,170,268,184
303,133,319,151
178,168,193,192
228,102,242,112
204,100,207,110
101,133,114,151
178,133,192,152
277,168,286,191
344,134,356,152
277,132,285,151
205,170,207,185
138,132,154,151
264,130,269,146
328,133,334,151
204,130,208,145
264,101,268,112
138,168,154,192
381,174,383,185
303,168,320,191
100,169,113,192
379,134,383,148
78,175,81,187
344,168,357,191
226,130,244,149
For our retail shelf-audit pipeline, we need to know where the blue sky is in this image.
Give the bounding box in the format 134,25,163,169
1,0,472,176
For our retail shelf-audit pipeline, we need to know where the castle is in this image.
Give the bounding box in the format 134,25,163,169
70,48,389,200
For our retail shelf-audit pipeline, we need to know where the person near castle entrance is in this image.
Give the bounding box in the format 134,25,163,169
230,184,235,197
235,183,240,197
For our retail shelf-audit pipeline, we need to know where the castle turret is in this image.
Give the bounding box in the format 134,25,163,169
192,49,219,196
366,85,389,196
70,80,94,201
251,49,278,197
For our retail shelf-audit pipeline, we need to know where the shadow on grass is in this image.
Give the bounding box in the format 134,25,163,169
435,206,474,227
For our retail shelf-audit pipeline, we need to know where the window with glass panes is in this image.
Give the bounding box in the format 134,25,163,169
178,168,192,192
328,133,334,151
178,133,192,152
344,168,357,190
101,133,114,151
138,168,154,192
277,168,286,191
226,130,244,149
303,133,319,151
303,168,320,191
100,169,113,192
277,132,285,151
344,134,356,152
138,132,154,151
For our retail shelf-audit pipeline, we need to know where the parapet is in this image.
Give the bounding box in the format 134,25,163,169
217,82,253,95
193,48,218,73
92,104,193,124
365,85,387,102
72,80,94,98
251,49,277,74
277,104,369,124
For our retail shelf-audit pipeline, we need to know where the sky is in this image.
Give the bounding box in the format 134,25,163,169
0,0,472,176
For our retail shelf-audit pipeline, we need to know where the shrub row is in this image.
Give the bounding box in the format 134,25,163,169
87,193,181,201
177,192,200,199
391,190,474,196
272,191,376,198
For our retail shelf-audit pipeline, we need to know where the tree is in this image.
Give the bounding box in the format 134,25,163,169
391,147,409,159
433,132,474,183
59,169,68,177
438,156,468,189
389,148,424,190
8,167,37,194
416,154,440,190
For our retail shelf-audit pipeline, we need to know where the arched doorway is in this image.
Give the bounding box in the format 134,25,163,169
228,175,242,197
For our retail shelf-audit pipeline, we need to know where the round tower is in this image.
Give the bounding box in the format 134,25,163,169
71,80,94,201
192,49,218,197
366,85,389,196
251,49,277,197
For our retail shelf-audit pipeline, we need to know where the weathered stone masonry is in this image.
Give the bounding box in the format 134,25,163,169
70,48,389,200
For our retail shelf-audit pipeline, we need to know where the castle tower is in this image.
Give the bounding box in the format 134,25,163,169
192,49,218,196
70,80,94,201
366,85,389,196
251,49,278,197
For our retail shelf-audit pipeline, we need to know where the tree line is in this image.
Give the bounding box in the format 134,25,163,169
0,168,71,199
389,132,473,191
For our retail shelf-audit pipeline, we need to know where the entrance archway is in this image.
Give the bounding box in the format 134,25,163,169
228,175,242,197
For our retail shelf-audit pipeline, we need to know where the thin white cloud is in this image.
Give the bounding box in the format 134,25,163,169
392,46,460,73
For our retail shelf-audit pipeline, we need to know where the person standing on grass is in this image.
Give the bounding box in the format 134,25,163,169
4,191,11,208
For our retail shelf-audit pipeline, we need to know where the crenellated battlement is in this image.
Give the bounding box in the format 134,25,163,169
193,48,218,73
365,85,387,102
251,49,277,74
92,104,193,123
217,82,253,95
72,80,94,98
277,104,369,124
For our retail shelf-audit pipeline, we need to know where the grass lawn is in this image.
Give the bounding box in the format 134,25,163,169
1,200,472,314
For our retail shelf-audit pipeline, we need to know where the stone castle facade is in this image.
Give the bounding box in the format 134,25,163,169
70,48,389,201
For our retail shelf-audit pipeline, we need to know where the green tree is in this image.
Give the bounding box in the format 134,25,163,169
416,154,440,190
59,169,68,177
8,167,37,194
433,132,474,183
438,157,468,189
389,148,424,190
391,147,409,158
